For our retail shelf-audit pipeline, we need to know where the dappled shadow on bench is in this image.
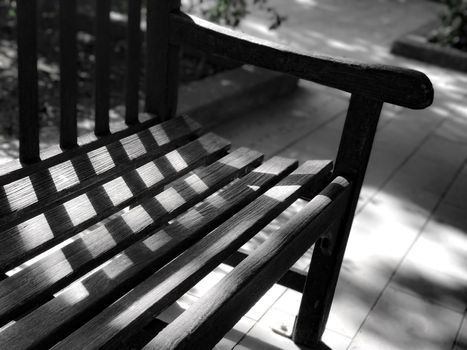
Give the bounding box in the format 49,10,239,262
0,153,314,349
0,120,210,273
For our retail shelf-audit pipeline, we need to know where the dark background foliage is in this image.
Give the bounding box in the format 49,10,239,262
430,0,467,51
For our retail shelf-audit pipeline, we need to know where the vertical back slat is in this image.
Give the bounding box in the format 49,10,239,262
124,0,142,125
94,0,111,135
16,0,40,163
167,42,180,118
145,0,180,120
59,0,78,148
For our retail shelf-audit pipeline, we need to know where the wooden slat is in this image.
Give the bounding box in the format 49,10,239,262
59,0,78,148
167,42,180,120
0,133,230,274
0,116,202,229
145,0,179,119
52,160,332,349
0,157,296,350
94,0,111,135
145,177,351,350
170,13,434,110
224,250,307,292
16,0,40,162
124,0,142,125
0,114,188,185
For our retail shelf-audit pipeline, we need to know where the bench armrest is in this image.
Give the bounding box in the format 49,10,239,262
170,13,433,110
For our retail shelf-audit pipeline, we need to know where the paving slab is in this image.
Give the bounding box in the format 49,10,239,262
348,287,463,350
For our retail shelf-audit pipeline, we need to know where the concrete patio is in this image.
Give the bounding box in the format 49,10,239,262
159,0,467,349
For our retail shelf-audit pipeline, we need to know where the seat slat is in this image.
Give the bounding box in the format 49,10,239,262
0,116,201,228
0,147,262,324
0,133,230,274
0,115,200,186
0,114,183,183
0,157,296,350
52,160,332,349
147,177,351,350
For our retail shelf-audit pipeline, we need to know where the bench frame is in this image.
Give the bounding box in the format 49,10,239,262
2,0,433,348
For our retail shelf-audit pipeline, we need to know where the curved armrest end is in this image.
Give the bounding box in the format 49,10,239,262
170,13,434,110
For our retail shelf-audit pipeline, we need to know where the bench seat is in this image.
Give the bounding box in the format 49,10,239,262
2,0,434,347
0,115,347,349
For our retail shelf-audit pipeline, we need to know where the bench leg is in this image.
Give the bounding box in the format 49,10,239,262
291,219,344,347
292,94,383,347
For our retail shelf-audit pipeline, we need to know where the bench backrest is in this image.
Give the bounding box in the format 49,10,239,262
14,0,433,165
15,0,180,163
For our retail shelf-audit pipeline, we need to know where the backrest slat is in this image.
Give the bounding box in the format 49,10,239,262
145,0,180,120
16,0,40,163
94,0,111,135
125,0,142,125
59,0,78,148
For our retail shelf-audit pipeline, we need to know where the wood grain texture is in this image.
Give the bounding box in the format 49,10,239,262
0,116,201,229
223,250,307,292
94,0,111,135
0,157,295,350
124,0,142,125
53,160,332,350
145,0,179,119
0,114,194,185
170,13,433,110
0,133,230,275
145,177,350,350
59,0,78,148
293,95,384,346
16,0,40,163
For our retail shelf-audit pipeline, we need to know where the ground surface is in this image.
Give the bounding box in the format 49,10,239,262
1,0,466,349
178,0,467,349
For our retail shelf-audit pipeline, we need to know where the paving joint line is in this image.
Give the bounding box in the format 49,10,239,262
355,114,448,216
347,155,467,349
451,308,467,350
271,108,347,158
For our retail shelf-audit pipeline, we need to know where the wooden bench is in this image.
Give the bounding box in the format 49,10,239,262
0,0,433,349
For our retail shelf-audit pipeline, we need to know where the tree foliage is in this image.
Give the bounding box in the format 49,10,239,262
3,0,285,30
430,0,467,51
182,0,285,29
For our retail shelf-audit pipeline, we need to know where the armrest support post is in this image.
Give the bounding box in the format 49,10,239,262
293,95,383,346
